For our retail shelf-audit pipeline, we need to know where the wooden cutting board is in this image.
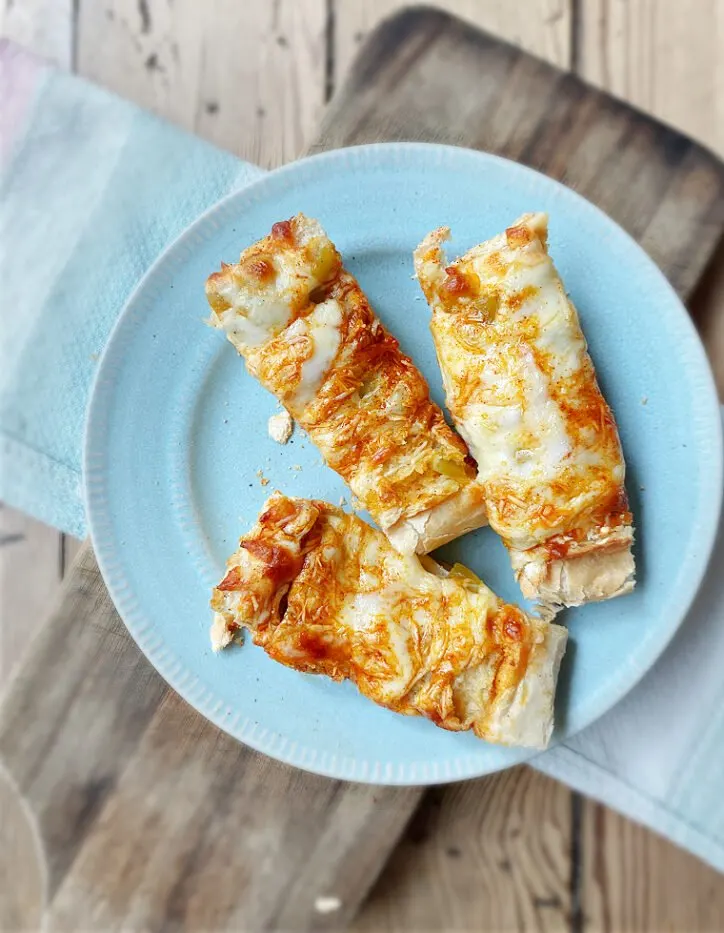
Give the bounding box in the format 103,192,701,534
2,7,723,931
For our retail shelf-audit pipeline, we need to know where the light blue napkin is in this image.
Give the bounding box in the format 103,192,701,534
0,41,263,536
3,41,723,875
539,478,724,873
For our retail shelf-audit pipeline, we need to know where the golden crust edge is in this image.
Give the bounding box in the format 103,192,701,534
385,482,488,554
510,526,635,609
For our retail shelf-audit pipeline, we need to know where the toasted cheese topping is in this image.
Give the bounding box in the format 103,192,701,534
206,214,488,552
414,213,634,607
211,493,568,749
291,297,344,408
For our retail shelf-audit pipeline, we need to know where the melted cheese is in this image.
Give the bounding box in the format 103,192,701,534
209,217,329,350
340,591,416,700
219,294,293,349
463,349,572,483
292,297,343,408
211,494,568,748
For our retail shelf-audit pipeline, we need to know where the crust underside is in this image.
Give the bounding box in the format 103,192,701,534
479,622,568,748
386,483,488,554
510,526,635,608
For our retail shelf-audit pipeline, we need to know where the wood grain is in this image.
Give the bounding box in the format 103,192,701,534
355,768,573,933
693,236,724,396
76,0,327,168
0,510,81,724
577,0,724,158
0,507,63,689
334,0,571,91
581,800,724,932
48,681,418,931
0,543,422,931
0,509,85,933
0,765,45,933
312,7,724,299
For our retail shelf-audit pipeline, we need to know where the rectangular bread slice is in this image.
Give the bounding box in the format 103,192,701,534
414,213,635,609
211,493,568,749
205,214,488,555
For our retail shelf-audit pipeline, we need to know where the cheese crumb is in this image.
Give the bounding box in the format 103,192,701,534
268,410,293,444
256,469,270,487
290,464,302,472
314,896,342,914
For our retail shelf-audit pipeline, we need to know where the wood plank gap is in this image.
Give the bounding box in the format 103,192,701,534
569,791,584,933
570,0,582,74
325,0,336,102
58,533,66,580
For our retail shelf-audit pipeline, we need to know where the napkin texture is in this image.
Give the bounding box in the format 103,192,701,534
0,41,262,535
2,41,723,874
539,496,724,873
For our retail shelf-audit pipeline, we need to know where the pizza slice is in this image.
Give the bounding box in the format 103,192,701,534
414,213,635,609
205,214,487,555
211,493,568,749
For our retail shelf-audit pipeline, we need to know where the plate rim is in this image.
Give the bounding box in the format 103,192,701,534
84,141,724,785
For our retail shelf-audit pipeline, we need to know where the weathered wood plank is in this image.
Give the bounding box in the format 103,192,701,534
0,542,422,930
355,767,573,933
313,7,724,300
335,0,571,89
581,800,724,932
693,237,724,397
0,507,63,689
76,0,327,168
45,659,418,931
60,533,82,576
0,765,45,933
0,0,74,68
577,0,724,158
0,511,83,933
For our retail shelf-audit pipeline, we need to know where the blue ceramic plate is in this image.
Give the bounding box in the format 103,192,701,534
85,144,722,784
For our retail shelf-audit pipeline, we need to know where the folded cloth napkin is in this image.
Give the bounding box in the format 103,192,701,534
540,500,724,872
2,42,723,873
0,41,263,536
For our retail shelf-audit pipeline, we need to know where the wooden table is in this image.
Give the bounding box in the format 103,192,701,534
2,2,724,930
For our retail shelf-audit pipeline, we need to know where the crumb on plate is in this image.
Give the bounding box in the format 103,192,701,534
268,410,293,444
